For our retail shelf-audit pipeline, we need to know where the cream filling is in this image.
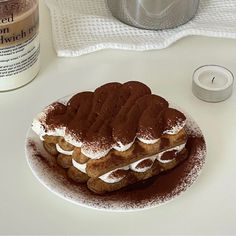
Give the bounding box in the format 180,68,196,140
72,159,87,174
163,120,186,135
129,155,156,172
56,144,74,156
99,166,130,184
81,146,111,160
32,107,66,139
64,133,82,148
81,140,135,159
98,143,186,183
157,143,186,164
113,141,134,152
138,137,160,145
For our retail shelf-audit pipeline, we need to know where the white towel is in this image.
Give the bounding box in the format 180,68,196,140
45,0,236,57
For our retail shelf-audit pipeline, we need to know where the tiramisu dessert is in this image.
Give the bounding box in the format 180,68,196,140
32,81,189,194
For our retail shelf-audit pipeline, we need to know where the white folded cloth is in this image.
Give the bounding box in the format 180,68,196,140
45,0,236,57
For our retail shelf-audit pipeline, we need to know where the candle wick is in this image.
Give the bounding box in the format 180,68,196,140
212,77,215,83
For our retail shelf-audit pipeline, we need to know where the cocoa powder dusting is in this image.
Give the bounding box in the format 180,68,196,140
27,139,67,179
40,82,187,153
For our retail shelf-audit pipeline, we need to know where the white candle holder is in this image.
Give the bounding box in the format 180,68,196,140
192,65,234,103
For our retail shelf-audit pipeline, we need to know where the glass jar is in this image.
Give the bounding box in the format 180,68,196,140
0,0,39,91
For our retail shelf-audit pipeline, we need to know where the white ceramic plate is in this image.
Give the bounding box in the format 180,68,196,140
25,95,207,212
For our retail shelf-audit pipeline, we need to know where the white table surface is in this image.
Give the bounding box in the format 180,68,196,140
1,1,236,235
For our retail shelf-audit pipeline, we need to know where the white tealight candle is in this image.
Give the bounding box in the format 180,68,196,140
192,65,234,102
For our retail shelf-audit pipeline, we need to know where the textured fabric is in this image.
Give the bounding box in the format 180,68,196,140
45,0,236,57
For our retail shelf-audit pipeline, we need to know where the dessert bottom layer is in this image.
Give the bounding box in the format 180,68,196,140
42,130,188,194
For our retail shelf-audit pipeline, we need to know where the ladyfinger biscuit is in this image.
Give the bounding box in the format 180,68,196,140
87,149,188,194
158,149,188,171
67,166,89,183
43,142,58,156
56,154,72,169
87,161,161,195
58,137,74,151
86,129,187,178
72,147,90,164
43,135,60,144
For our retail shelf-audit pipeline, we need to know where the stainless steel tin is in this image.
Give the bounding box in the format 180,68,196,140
107,0,200,30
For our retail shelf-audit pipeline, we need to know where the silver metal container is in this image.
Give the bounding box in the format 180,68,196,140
107,0,199,30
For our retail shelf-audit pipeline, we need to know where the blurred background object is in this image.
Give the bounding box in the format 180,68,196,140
107,0,200,30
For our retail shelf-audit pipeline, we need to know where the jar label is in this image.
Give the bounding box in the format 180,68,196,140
0,4,39,90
